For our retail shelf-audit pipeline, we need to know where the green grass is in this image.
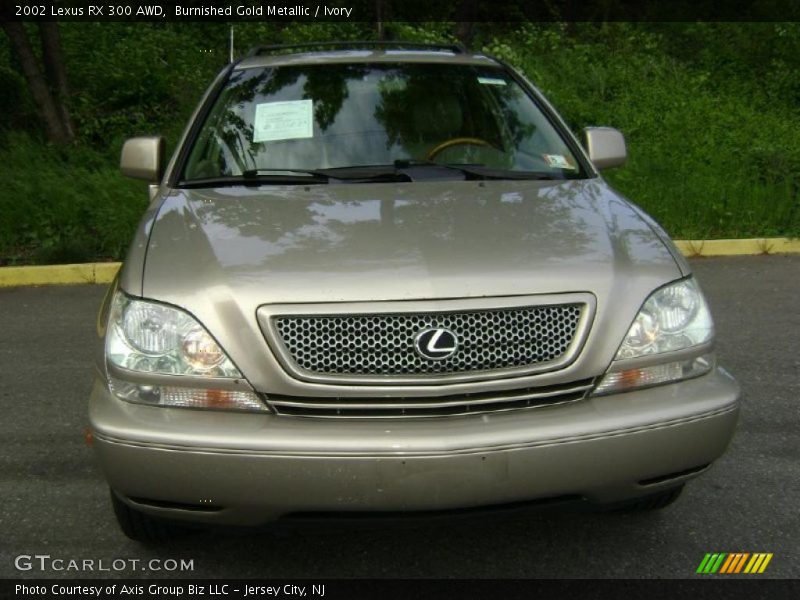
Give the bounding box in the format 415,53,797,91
606,157,800,240
0,133,148,266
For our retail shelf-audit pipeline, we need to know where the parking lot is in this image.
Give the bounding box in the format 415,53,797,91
1,255,798,579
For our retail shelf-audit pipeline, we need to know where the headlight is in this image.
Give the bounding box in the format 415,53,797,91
107,292,240,377
615,278,713,360
105,291,267,412
593,278,715,396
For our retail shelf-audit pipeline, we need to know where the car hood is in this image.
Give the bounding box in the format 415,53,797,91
138,178,681,304
123,178,686,390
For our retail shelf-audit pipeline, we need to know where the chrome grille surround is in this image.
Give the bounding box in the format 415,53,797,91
258,294,595,386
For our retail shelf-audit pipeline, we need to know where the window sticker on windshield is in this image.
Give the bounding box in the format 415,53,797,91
477,77,507,86
253,100,313,143
542,154,576,170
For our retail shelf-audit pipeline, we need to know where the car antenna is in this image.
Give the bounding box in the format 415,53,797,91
229,26,234,63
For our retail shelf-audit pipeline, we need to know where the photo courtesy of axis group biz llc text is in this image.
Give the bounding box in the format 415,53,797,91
15,583,327,597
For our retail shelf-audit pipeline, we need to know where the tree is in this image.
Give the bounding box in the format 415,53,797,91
453,0,477,46
375,0,388,40
1,22,74,144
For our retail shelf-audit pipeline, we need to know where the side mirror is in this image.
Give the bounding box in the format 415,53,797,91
583,127,627,170
120,136,165,182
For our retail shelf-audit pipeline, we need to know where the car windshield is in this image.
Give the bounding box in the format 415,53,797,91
182,62,587,182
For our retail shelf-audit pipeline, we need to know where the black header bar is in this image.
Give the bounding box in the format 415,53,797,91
2,0,800,22
2,578,799,600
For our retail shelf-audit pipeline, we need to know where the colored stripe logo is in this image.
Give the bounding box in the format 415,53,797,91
696,553,773,574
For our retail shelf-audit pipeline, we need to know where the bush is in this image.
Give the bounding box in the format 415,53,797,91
0,132,147,265
485,23,800,239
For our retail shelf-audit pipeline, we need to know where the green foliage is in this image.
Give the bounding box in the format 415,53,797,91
484,22,800,239
2,22,799,265
62,23,229,146
383,22,459,45
0,132,147,265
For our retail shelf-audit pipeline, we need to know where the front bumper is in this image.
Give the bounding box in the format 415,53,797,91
89,369,740,525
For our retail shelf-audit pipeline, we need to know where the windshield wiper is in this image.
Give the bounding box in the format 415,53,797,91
306,161,557,183
242,168,334,180
301,165,414,183
394,160,558,181
448,164,558,180
178,163,560,189
178,171,331,188
310,160,481,181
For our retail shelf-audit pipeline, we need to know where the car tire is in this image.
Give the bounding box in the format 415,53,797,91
610,484,685,512
110,491,182,543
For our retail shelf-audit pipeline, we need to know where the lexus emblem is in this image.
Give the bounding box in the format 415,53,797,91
414,327,459,361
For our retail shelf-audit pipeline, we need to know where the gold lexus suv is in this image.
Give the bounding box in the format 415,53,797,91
88,42,740,541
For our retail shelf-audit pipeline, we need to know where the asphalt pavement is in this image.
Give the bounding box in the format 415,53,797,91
0,255,798,579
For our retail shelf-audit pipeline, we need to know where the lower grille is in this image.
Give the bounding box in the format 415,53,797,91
281,495,583,520
128,497,223,512
266,378,595,418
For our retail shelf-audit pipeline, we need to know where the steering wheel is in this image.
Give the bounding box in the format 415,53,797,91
425,137,494,161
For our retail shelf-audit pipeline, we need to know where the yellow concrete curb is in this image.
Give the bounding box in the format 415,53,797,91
673,237,800,257
0,262,121,287
0,237,798,287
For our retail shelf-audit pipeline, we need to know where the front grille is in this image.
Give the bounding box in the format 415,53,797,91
274,304,583,377
266,378,595,418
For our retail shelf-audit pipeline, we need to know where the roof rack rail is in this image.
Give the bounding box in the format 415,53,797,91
245,41,467,58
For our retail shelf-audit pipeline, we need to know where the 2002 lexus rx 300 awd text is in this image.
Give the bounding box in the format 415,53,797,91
87,42,740,541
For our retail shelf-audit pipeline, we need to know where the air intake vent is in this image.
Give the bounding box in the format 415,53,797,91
266,378,594,418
